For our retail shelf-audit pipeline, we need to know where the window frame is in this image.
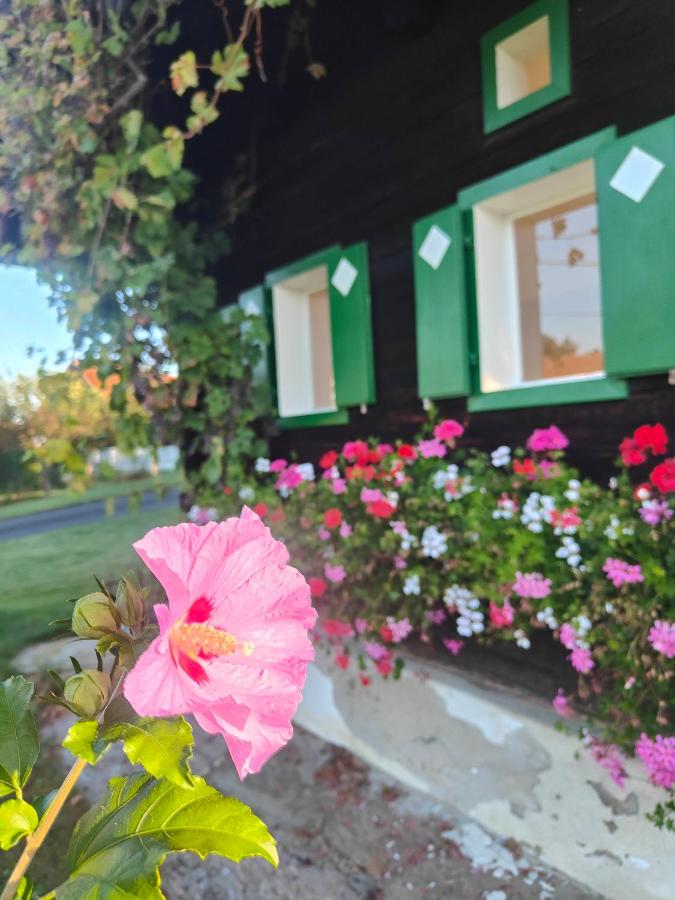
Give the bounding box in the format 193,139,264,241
481,0,571,134
264,246,350,430
458,127,628,412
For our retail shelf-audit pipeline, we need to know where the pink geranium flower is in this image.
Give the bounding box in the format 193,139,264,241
425,609,447,625
331,478,347,495
559,623,578,650
569,646,594,674
443,639,464,656
586,738,627,790
635,734,675,789
526,425,569,453
124,509,316,779
552,689,574,719
324,563,346,583
488,600,515,629
648,620,675,659
269,458,288,472
360,487,384,503
433,419,464,442
363,641,389,661
386,616,413,643
603,557,644,588
417,438,447,459
512,571,552,600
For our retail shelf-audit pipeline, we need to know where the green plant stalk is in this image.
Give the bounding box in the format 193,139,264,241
0,757,88,900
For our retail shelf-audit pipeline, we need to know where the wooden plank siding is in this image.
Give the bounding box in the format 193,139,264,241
195,0,675,477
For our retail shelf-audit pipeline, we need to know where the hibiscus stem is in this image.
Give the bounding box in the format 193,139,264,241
0,756,88,900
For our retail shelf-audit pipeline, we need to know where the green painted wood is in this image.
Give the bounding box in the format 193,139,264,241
328,242,376,408
277,409,350,430
468,376,627,412
238,285,273,409
596,115,675,377
481,0,571,134
413,205,470,399
265,246,340,287
458,127,616,208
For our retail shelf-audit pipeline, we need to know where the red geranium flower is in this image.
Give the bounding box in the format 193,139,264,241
309,576,328,598
268,507,285,524
619,437,647,467
323,507,342,529
513,458,537,478
323,619,355,638
376,657,394,677
252,502,268,518
359,675,371,687
634,424,668,455
334,653,350,671
650,458,675,494
319,450,338,469
345,464,375,482
367,499,396,518
342,440,369,464
379,624,394,643
397,444,417,462
222,485,233,496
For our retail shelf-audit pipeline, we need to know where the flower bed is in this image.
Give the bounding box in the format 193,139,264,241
212,419,674,828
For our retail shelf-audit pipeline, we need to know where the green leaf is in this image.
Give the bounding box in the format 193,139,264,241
63,720,108,766
170,50,198,96
55,774,278,897
111,187,139,211
120,110,143,150
0,798,38,849
0,677,39,797
155,21,181,46
211,45,250,93
102,717,194,788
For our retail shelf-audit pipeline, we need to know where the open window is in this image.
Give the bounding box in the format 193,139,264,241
481,0,570,133
241,244,376,429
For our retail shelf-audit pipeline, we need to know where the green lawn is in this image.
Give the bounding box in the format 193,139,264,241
0,506,181,669
0,470,183,521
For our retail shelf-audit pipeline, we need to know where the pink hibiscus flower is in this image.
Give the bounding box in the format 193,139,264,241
124,509,316,779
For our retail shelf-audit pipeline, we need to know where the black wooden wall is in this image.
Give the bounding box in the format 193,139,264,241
192,0,675,476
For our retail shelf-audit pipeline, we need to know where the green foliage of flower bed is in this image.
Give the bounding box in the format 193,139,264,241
212,416,675,825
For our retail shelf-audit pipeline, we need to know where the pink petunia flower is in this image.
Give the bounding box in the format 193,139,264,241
443,639,464,656
552,689,574,719
512,571,552,600
417,438,447,459
324,563,347,583
603,557,644,588
635,734,675,789
433,419,464,442
569,646,594,674
526,425,569,453
648,620,675,659
123,509,316,779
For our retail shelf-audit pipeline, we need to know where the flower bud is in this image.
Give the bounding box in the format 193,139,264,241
63,670,111,718
72,592,121,639
115,577,146,628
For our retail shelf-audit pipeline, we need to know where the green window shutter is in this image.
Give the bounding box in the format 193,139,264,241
413,204,470,399
238,284,274,409
328,242,376,408
596,115,675,377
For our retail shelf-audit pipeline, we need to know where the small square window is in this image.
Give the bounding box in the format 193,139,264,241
482,0,570,133
495,16,551,110
472,160,605,394
271,265,337,418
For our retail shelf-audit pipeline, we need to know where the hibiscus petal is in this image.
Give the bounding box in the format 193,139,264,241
123,636,195,717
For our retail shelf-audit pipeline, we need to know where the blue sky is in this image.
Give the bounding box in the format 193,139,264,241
0,265,73,379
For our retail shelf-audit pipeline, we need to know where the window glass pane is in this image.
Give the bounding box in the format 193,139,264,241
272,265,336,418
495,16,552,109
514,196,604,383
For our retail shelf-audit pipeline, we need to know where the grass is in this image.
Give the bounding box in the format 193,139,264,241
0,506,181,669
0,470,183,521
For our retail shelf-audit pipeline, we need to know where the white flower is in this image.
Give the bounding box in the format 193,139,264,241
255,457,270,473
555,536,582,568
296,462,315,482
573,614,592,637
386,490,400,508
514,629,531,650
403,574,421,596
238,485,255,502
444,585,484,635
491,445,511,467
564,479,582,502
605,602,615,614
493,495,517,520
536,607,558,629
609,477,618,490
520,492,556,533
421,525,447,559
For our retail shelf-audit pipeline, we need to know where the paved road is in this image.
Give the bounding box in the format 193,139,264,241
0,488,180,542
